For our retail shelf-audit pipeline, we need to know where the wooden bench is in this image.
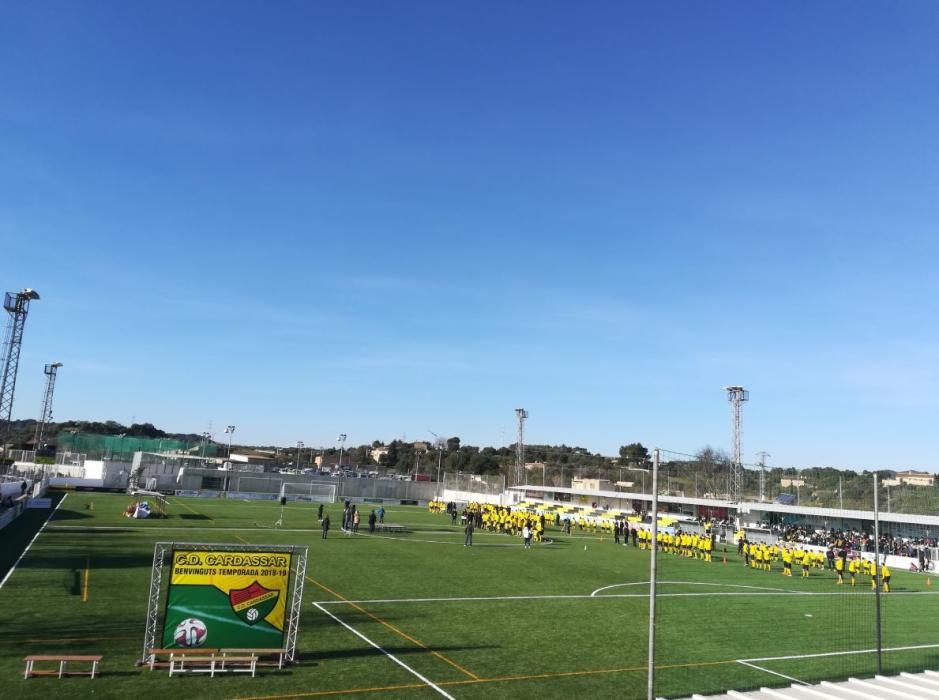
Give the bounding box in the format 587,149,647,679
24,655,102,679
224,647,288,669
168,651,257,677
148,647,219,670
149,647,285,673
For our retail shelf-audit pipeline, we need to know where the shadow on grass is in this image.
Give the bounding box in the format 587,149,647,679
178,513,212,520
19,551,153,570
49,508,95,521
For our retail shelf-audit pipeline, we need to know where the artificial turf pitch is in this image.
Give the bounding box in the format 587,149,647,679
1,492,938,699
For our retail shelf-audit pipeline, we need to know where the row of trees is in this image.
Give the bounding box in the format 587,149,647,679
8,419,932,508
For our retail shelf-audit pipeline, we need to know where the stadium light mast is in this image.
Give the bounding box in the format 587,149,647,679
296,440,304,469
756,451,770,502
224,425,236,459
725,385,749,502
429,430,444,498
337,433,346,469
515,408,528,486
34,362,63,448
0,288,40,456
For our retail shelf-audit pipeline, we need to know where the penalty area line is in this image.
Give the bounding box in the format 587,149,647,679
0,493,68,590
312,602,455,700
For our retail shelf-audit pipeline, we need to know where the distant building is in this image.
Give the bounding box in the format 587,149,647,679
524,461,546,471
315,454,350,469
572,477,612,491
412,441,429,452
883,470,935,487
780,477,806,488
370,447,390,464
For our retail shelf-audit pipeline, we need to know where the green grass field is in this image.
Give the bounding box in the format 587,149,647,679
1,492,938,700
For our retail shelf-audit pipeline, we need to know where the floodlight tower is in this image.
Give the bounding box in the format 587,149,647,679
724,385,749,502
337,433,347,469
515,408,528,486
34,362,63,447
0,288,40,452
224,425,236,458
756,451,771,502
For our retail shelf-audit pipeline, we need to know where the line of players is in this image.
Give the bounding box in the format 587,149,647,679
739,538,891,590
429,501,547,542
741,540,826,576
637,528,714,562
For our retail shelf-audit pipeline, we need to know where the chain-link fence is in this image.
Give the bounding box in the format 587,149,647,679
645,448,939,698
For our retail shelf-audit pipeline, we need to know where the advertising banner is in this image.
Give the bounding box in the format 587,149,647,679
161,549,293,649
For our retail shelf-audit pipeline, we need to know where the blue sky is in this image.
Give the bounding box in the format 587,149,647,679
2,2,939,470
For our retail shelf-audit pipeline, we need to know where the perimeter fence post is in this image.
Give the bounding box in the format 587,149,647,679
873,473,882,674
647,448,660,700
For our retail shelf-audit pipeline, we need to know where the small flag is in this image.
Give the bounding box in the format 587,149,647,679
723,557,727,566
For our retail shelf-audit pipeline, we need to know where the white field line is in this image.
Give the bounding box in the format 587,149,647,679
45,523,552,548
736,660,808,686
735,643,939,687
44,524,534,546
741,642,939,664
47,525,321,533
312,602,455,700
0,493,68,590
591,580,801,597
313,589,939,606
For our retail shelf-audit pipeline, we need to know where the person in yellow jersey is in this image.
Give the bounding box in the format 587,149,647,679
881,562,891,592
782,547,793,576
848,557,860,586
834,553,845,584
703,535,713,562
867,559,878,589
794,548,805,574
800,549,811,577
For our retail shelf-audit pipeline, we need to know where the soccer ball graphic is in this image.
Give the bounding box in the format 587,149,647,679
246,608,259,622
174,618,208,647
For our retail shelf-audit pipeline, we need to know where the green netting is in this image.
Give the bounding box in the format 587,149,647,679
55,432,219,460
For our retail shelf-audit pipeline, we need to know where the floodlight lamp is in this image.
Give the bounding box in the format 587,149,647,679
21,288,40,300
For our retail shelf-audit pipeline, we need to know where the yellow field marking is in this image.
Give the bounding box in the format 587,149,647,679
235,534,250,544
81,557,90,602
441,657,738,687
307,575,479,681
235,657,738,700
172,497,212,520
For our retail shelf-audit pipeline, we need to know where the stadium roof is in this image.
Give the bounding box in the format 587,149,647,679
510,485,939,528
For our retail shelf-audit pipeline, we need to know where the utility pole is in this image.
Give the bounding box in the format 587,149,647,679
756,451,770,502
34,362,63,448
725,386,749,502
0,288,40,457
515,408,528,487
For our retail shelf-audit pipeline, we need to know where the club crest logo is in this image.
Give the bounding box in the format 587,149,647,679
229,580,279,625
